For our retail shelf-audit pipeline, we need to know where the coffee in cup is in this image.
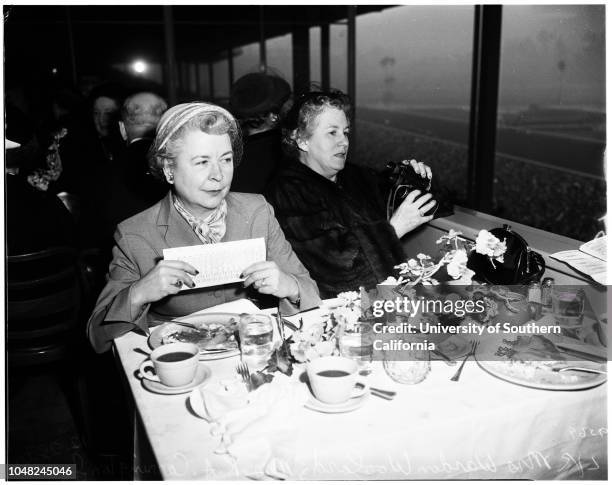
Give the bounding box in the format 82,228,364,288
139,342,199,387
306,356,367,404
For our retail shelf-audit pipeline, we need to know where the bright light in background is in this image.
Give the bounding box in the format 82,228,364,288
132,60,148,74
51,67,58,75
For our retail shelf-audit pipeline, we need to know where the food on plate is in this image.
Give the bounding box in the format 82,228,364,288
437,335,469,359
162,321,238,352
487,335,598,385
496,335,565,362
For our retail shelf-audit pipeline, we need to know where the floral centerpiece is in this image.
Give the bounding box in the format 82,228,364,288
256,292,363,384
379,228,535,328
382,229,507,289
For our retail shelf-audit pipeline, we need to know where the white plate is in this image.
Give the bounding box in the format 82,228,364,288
141,364,212,395
475,337,607,391
304,388,369,414
148,313,241,361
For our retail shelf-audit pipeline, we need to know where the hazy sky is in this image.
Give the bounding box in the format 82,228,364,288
232,5,605,109
350,5,604,108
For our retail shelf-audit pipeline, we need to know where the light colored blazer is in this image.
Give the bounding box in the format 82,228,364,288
87,192,321,353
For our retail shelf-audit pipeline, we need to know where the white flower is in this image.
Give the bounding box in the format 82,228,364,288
394,262,409,273
303,324,324,343
313,340,335,357
456,268,475,284
289,340,309,362
337,291,359,304
406,259,421,274
475,230,507,261
436,229,463,245
333,306,361,327
380,276,402,285
446,249,469,280
416,253,431,261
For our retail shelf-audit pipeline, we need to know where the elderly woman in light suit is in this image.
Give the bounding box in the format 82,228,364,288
87,103,320,353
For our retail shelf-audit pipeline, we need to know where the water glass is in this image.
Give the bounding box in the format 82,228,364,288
382,334,430,385
552,287,585,332
338,321,374,375
238,314,274,370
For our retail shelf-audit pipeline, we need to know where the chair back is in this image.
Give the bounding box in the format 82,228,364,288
7,247,82,364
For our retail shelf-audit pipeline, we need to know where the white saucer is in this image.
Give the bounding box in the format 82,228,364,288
304,388,369,414
141,364,211,395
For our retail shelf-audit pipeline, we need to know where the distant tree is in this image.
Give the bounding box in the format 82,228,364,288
380,56,396,106
557,59,566,105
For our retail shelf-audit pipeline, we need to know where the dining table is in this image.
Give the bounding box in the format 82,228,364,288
113,298,607,481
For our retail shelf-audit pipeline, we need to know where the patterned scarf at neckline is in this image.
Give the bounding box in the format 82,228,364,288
172,195,227,244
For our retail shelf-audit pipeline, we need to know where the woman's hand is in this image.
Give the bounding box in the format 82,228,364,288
407,158,432,181
130,260,199,311
242,261,299,301
389,190,437,239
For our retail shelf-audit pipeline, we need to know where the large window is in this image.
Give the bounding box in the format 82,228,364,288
329,23,348,92
352,6,474,208
494,5,605,241
212,59,230,100
309,26,321,87
233,42,260,79
266,33,293,86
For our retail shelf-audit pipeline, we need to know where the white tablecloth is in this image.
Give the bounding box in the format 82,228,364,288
114,299,607,480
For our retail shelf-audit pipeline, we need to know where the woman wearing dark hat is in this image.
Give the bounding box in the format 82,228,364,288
229,72,291,193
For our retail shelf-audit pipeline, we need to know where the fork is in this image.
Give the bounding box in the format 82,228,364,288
150,318,199,330
236,362,252,391
450,340,479,382
552,366,607,375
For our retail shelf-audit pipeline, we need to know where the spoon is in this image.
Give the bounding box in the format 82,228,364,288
369,386,397,400
356,383,396,400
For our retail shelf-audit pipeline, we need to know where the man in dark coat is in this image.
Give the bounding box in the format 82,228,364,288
87,92,168,252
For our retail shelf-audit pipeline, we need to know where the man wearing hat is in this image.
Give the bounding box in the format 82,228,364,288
229,72,291,193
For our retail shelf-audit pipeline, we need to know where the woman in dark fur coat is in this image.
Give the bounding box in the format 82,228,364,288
265,91,436,298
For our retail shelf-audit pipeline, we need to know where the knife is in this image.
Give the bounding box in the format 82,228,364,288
557,344,607,363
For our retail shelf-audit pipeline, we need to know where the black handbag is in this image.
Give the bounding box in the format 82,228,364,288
467,224,545,285
383,160,453,220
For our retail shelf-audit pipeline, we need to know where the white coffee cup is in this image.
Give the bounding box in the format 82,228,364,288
307,356,367,404
139,343,199,387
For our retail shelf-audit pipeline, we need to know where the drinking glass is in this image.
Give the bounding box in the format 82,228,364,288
552,287,585,335
238,314,274,369
382,334,430,385
338,321,374,375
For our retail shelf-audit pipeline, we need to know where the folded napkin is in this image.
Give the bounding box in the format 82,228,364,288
199,373,309,479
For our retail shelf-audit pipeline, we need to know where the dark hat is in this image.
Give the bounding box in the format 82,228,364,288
230,73,291,119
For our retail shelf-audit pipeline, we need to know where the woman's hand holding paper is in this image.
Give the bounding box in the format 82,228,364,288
242,261,299,301
130,260,199,311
